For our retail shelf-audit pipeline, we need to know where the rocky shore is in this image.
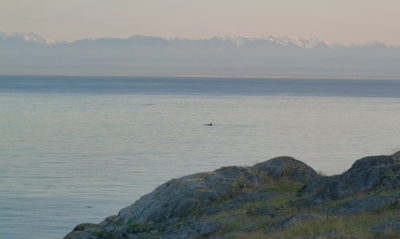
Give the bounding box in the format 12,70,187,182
65,152,400,239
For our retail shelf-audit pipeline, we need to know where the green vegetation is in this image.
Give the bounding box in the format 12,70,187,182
259,182,304,193
127,221,151,231
92,229,107,237
201,203,400,239
194,174,400,239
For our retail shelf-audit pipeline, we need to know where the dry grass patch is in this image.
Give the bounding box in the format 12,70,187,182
217,205,400,239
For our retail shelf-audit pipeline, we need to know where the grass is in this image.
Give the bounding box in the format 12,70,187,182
202,196,300,238
267,214,374,238
198,180,400,239
259,182,304,193
126,221,151,232
316,188,400,211
223,214,371,238
196,175,313,237
247,194,294,208
208,203,400,239
92,229,107,237
255,173,307,194
317,169,327,177
202,165,400,238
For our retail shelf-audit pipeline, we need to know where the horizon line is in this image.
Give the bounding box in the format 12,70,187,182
1,73,399,81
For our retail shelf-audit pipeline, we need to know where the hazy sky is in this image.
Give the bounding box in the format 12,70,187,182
1,0,399,45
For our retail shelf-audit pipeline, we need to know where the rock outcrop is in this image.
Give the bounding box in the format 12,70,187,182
64,152,400,239
299,153,400,206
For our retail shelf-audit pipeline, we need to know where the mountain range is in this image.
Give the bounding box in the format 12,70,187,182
1,31,399,78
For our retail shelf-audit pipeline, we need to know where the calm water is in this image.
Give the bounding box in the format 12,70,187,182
1,76,400,238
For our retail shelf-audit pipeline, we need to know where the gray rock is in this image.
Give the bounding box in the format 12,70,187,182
114,157,318,227
246,205,278,217
297,176,334,197
301,154,400,206
349,155,395,172
63,223,98,239
62,156,325,239
199,192,280,216
154,220,219,239
272,214,315,231
320,194,400,215
370,216,400,236
117,167,258,225
250,156,319,183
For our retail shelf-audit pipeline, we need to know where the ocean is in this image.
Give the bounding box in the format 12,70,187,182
1,75,400,238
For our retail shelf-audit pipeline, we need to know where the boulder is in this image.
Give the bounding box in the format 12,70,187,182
116,167,258,225
114,157,318,227
301,153,400,206
64,153,400,238
63,223,98,239
297,176,333,197
65,156,318,239
250,156,318,183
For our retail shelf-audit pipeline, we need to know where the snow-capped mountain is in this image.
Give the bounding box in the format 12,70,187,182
351,40,398,49
1,31,399,49
202,35,334,48
1,31,399,78
263,35,333,48
0,31,58,44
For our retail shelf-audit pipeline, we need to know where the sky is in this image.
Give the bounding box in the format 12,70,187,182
1,0,400,45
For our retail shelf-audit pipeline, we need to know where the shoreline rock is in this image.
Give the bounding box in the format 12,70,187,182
64,152,400,239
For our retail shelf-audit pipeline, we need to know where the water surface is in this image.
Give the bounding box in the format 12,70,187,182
1,76,400,238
